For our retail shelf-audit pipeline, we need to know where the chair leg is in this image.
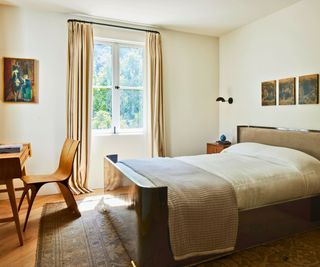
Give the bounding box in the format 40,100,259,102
6,180,23,246
18,185,30,212
21,167,30,204
26,191,30,204
58,181,81,216
24,183,30,205
23,184,41,232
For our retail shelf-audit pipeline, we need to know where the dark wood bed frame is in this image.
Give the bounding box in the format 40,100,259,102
104,125,320,267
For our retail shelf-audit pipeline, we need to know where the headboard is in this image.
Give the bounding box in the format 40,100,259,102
237,125,320,161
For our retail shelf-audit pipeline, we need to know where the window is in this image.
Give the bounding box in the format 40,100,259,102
92,40,145,133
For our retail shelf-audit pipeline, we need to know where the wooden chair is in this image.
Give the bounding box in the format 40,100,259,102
18,139,80,231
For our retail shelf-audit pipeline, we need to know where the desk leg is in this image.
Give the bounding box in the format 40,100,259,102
6,179,23,246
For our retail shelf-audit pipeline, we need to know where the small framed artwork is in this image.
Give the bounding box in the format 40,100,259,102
261,80,276,106
3,57,39,103
299,74,319,104
279,77,296,105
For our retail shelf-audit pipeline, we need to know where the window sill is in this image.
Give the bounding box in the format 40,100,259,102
92,131,145,137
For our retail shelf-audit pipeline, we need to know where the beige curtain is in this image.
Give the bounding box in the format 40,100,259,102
67,21,93,194
146,32,166,157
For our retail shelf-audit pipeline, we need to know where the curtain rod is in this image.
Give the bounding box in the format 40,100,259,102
67,19,160,34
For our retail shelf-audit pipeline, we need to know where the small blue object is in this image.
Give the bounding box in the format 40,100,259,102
220,134,226,142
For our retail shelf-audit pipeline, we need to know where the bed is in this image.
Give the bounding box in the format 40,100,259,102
104,125,320,267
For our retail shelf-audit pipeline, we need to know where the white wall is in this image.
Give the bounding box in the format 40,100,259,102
0,5,68,197
219,0,320,142
162,30,219,156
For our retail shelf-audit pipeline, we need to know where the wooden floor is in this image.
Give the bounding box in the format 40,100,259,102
0,189,105,267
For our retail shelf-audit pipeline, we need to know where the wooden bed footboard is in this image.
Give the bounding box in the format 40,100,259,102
104,155,175,267
105,154,320,267
104,155,232,267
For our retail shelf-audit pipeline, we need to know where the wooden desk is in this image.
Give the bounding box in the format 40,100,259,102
0,144,32,246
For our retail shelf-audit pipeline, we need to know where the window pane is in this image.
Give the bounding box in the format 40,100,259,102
119,46,143,87
92,87,112,129
120,89,143,129
93,43,112,87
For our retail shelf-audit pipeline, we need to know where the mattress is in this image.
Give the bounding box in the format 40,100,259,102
178,142,320,210
117,142,320,210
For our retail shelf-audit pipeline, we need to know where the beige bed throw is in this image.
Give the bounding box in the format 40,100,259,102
120,158,238,260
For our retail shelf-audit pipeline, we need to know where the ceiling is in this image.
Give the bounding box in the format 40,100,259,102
0,0,301,36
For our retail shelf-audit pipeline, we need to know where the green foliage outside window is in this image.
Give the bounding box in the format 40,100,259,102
92,88,112,129
119,47,143,87
120,89,143,129
93,44,112,87
92,43,144,130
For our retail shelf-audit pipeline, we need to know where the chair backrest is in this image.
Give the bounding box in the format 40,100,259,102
57,139,80,178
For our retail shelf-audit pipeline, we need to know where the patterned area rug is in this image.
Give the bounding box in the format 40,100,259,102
36,198,320,267
36,198,131,267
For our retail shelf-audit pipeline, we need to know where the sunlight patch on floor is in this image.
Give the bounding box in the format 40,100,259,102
78,193,129,212
103,197,128,207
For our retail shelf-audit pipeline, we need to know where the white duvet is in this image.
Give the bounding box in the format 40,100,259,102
177,143,320,210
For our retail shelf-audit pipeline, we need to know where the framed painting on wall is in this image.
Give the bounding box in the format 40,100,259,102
261,80,276,106
279,77,296,105
299,74,319,104
3,57,39,103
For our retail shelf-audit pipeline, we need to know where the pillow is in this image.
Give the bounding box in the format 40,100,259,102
223,142,320,173
222,142,268,156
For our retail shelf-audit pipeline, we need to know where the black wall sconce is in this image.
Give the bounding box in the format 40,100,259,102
216,97,233,104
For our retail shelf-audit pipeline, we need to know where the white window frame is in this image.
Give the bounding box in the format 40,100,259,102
92,38,146,136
